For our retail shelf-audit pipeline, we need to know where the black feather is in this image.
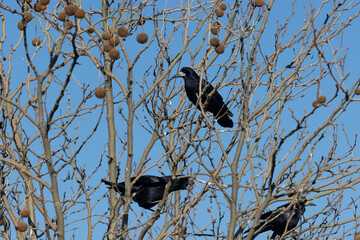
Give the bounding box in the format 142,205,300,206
102,175,189,210
244,198,312,239
175,67,233,128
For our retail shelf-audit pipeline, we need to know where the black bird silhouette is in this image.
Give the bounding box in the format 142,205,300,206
244,197,315,239
102,175,189,210
174,67,233,128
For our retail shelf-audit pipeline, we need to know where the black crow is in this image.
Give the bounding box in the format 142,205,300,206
174,67,233,128
244,197,315,239
102,175,189,210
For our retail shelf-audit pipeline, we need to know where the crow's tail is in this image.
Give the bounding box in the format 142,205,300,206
217,115,233,128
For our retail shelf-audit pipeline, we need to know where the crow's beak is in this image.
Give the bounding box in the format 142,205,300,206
306,202,316,206
173,71,186,78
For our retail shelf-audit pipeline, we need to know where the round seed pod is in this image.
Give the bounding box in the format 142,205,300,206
219,3,227,10
57,12,66,21
86,27,95,33
17,21,27,31
318,95,326,103
40,4,47,10
210,37,220,47
102,31,112,40
211,27,220,35
95,87,106,99
25,0,32,3
75,9,85,18
65,4,77,16
20,208,30,218
354,235,360,240
32,37,41,46
212,21,220,28
109,37,120,46
64,20,73,29
24,12,33,22
355,88,360,95
215,45,225,54
0,217,6,226
109,48,120,59
254,0,264,7
17,222,28,232
312,100,319,107
215,9,224,17
39,0,50,5
136,32,148,44
103,42,113,52
34,4,43,12
117,26,128,37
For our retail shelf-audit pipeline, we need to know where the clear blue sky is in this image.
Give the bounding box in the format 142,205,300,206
1,0,360,239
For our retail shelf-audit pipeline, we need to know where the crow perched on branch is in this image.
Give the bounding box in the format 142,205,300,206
174,67,233,128
244,197,315,239
102,175,189,210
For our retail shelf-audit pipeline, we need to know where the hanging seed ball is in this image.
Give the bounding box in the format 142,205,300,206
102,31,112,40
64,20,74,29
355,88,360,95
212,21,220,28
211,21,220,33
312,100,319,107
211,27,220,35
34,4,43,12
254,0,264,7
17,21,27,31
17,222,28,232
95,87,106,99
210,37,220,47
354,235,360,240
109,37,120,46
75,9,85,18
20,208,30,218
103,42,113,52
215,45,225,54
318,95,326,103
32,37,41,46
117,26,128,37
24,12,33,22
215,9,224,17
86,27,95,33
57,12,66,21
136,32,148,44
65,4,77,16
40,4,47,10
0,217,5,226
39,0,50,5
219,3,227,10
109,48,120,59
26,0,32,3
